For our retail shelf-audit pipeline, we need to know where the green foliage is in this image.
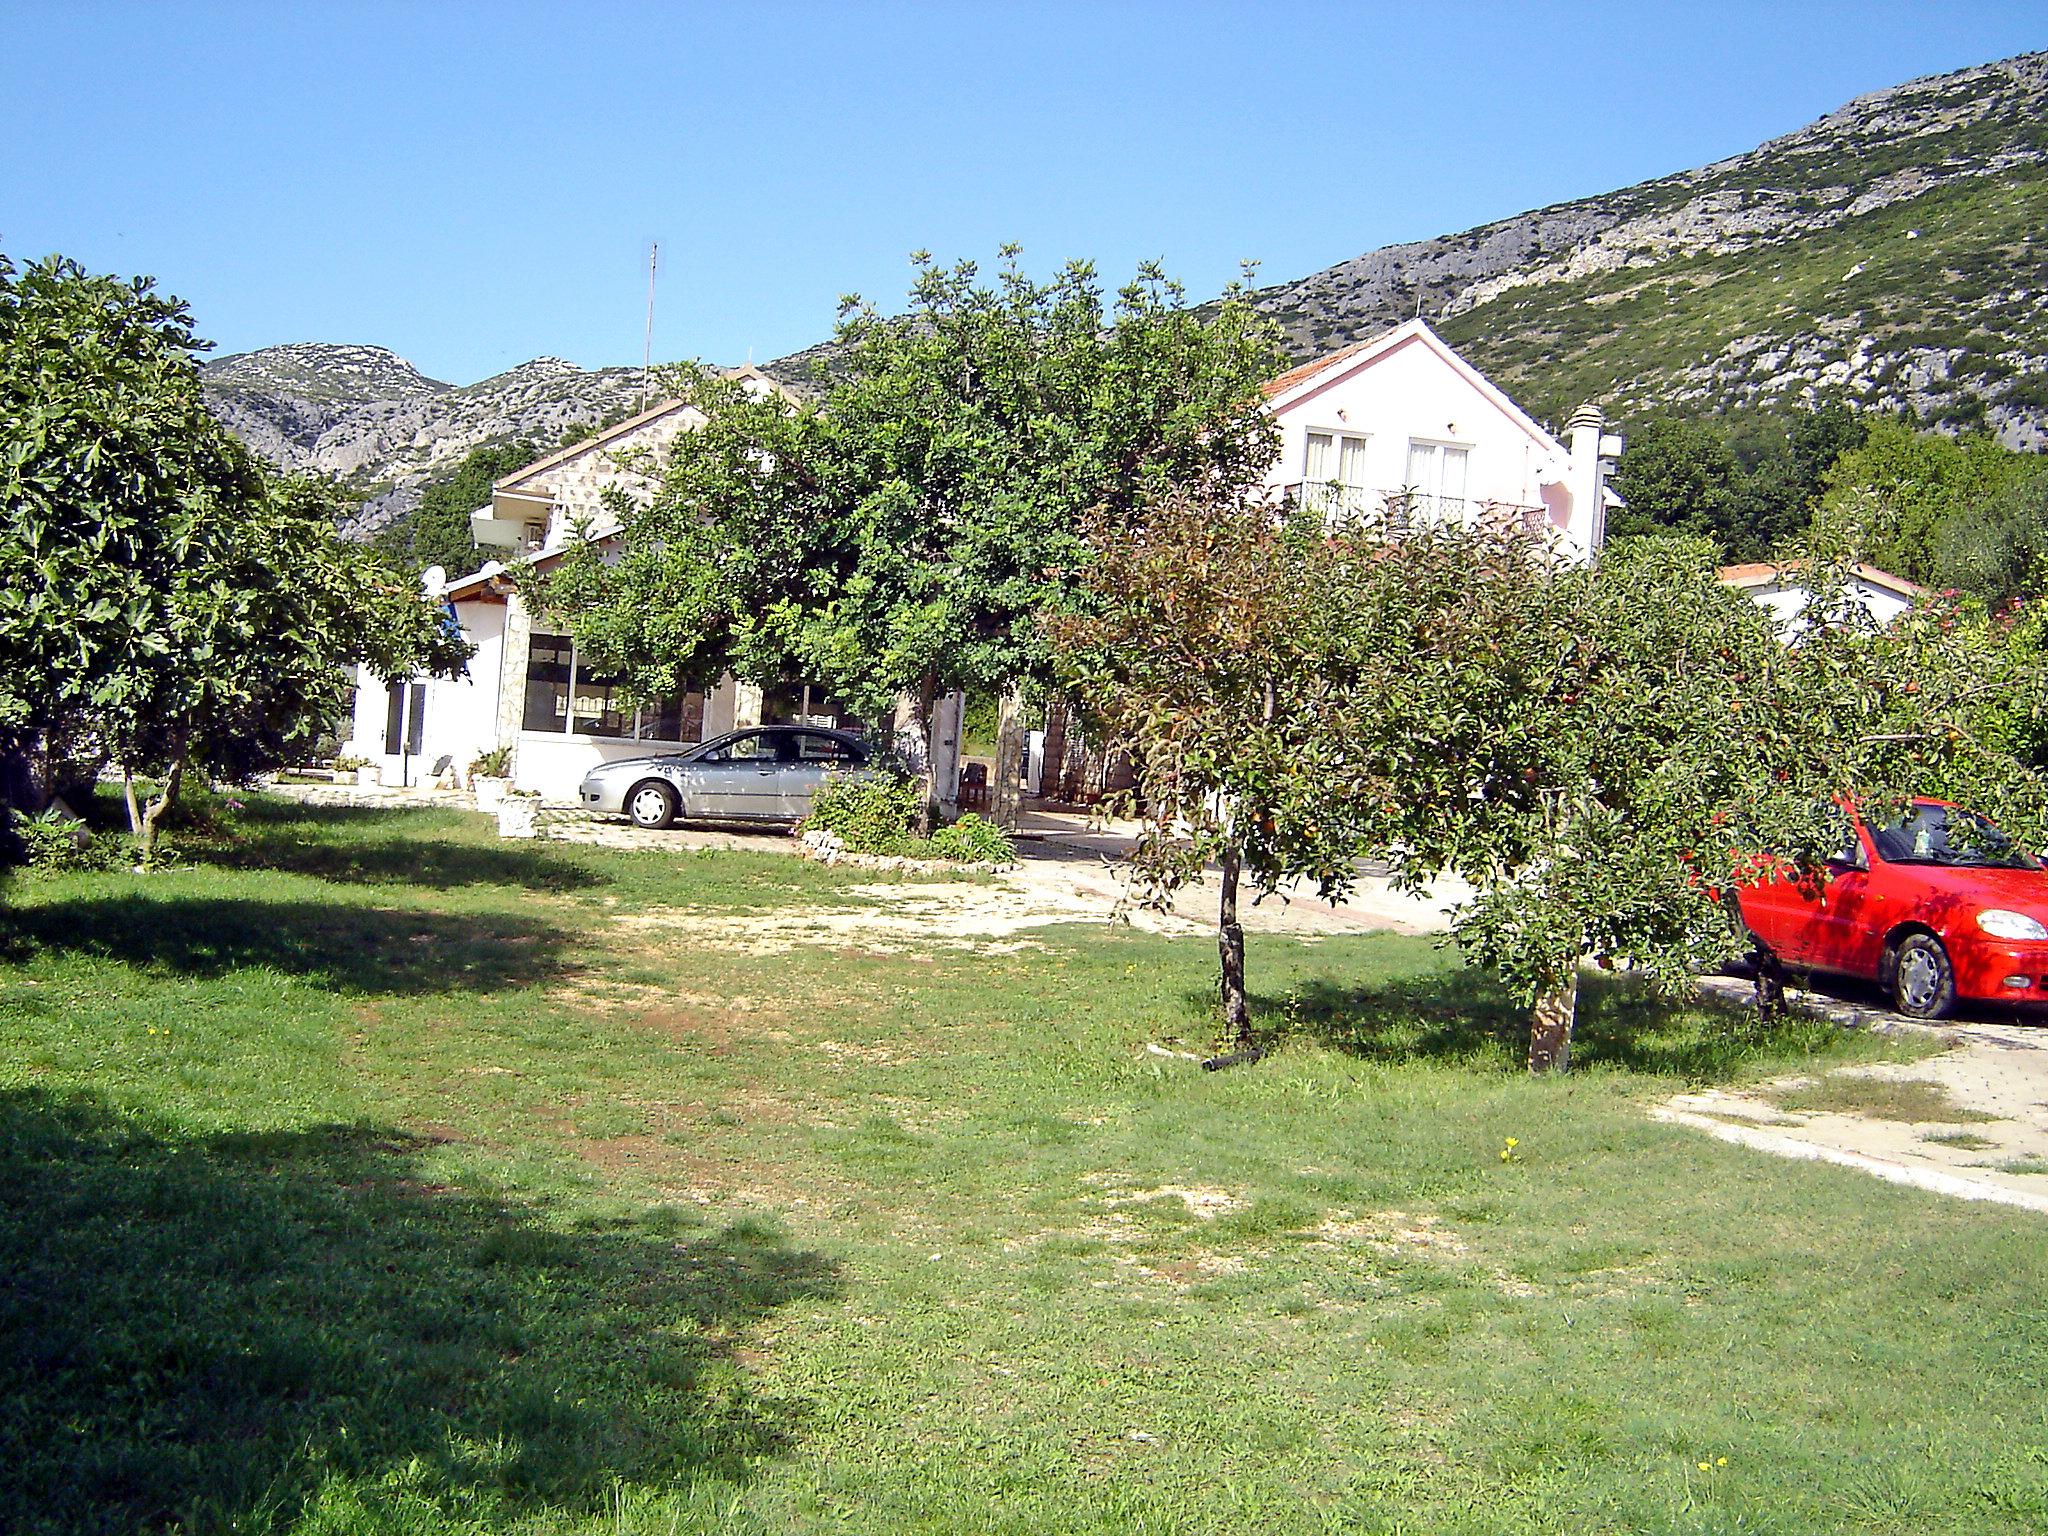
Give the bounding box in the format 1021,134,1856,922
1058,481,2048,1065
469,745,512,778
2,808,126,874
802,776,1013,862
801,774,925,853
544,250,1283,815
926,813,1013,864
0,250,473,853
373,438,538,580
1817,416,2048,596
1607,404,1865,561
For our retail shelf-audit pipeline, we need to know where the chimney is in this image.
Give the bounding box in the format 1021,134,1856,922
1565,403,1623,562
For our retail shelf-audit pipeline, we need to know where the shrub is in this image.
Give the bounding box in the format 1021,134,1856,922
804,777,1015,863
929,813,1014,865
161,777,246,833
803,774,923,853
3,808,126,874
470,745,512,777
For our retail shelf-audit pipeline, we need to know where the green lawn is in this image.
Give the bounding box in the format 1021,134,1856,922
3,798,2045,1535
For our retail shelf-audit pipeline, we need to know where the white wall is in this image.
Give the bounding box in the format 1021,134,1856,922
345,601,505,785
1744,576,1915,633
1263,328,1602,563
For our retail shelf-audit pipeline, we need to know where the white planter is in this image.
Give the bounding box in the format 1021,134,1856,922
355,765,381,788
496,799,541,839
473,776,510,810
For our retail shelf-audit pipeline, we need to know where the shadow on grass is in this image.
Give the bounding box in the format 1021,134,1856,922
1255,965,1839,1080
0,1087,840,1536
189,799,608,894
0,892,575,996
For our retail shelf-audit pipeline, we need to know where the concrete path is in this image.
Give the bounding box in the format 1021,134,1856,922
1670,974,2048,1213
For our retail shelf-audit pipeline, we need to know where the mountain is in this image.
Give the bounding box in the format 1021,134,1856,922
1245,50,2048,448
201,345,659,533
210,50,2047,530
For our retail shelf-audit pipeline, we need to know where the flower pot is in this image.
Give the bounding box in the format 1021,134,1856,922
473,775,510,810
355,765,381,788
496,799,541,839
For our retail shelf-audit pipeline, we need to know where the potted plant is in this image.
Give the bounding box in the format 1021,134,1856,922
335,753,378,788
495,787,543,839
470,745,513,809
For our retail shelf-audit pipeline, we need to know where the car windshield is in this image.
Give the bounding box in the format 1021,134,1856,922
1870,804,2037,869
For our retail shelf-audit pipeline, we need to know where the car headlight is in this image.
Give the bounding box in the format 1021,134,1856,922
1976,909,2048,940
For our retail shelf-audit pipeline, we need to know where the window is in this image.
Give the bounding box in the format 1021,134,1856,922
1405,440,1470,523
523,520,547,550
704,731,776,763
795,732,864,764
522,635,575,732
522,633,701,741
1302,430,1371,519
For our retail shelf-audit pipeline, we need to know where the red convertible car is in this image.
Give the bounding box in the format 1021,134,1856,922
1740,799,2048,1020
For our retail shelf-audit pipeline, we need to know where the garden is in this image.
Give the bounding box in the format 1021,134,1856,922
3,797,2045,1535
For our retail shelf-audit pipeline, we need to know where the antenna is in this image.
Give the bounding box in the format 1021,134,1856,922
641,240,659,410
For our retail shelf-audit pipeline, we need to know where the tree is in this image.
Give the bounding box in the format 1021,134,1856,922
545,249,1283,828
0,252,470,856
373,438,539,580
1055,479,2048,1071
1607,405,1866,562
1048,487,1390,1050
1817,417,2047,590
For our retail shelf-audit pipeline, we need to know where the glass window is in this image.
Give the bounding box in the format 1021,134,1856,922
705,731,774,763
1871,804,2035,869
569,663,633,738
636,693,703,742
1303,430,1369,519
523,635,574,732
796,733,863,763
1406,441,1471,523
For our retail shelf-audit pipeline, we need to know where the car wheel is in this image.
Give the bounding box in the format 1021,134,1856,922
626,780,677,830
1890,933,1956,1020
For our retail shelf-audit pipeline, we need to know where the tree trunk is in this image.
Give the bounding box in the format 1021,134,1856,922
1753,946,1787,1023
137,733,188,868
911,674,940,838
1218,842,1251,1050
992,685,1026,831
123,769,141,836
1528,970,1578,1074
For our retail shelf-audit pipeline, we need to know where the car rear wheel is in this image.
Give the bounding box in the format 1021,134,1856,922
627,780,677,830
1890,933,1956,1020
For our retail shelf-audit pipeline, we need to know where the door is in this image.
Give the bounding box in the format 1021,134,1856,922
684,730,786,818
779,731,864,819
1740,811,1871,972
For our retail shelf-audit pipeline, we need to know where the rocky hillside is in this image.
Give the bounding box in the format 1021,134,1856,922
1248,50,2048,447
202,345,659,532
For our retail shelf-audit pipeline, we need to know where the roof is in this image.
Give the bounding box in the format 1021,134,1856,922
1717,561,1930,600
1261,318,1568,459
443,534,621,603
492,364,791,496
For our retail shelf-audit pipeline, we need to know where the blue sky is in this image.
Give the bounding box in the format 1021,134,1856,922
4,2,2043,384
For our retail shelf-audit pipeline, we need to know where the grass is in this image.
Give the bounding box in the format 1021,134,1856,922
1925,1130,2001,1151
1768,1075,2001,1124
4,796,2047,1534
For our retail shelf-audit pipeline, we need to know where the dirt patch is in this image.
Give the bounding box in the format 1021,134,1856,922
1654,1022,2048,1213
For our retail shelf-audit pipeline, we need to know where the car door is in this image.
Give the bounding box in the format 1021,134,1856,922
779,731,864,819
685,730,785,819
1801,821,1888,979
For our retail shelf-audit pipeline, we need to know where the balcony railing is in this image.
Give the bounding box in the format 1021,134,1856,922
1276,483,1548,539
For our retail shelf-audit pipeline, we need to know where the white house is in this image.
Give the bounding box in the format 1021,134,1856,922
343,370,880,800
1257,318,1622,562
350,324,1621,807
1718,560,1927,631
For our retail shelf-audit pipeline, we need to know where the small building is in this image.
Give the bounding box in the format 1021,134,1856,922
343,370,873,800
1718,561,1928,630
1257,318,1622,562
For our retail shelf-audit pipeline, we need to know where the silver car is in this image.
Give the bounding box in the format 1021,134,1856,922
578,726,875,829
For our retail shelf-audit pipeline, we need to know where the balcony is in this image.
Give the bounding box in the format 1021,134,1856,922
1276,483,1548,538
